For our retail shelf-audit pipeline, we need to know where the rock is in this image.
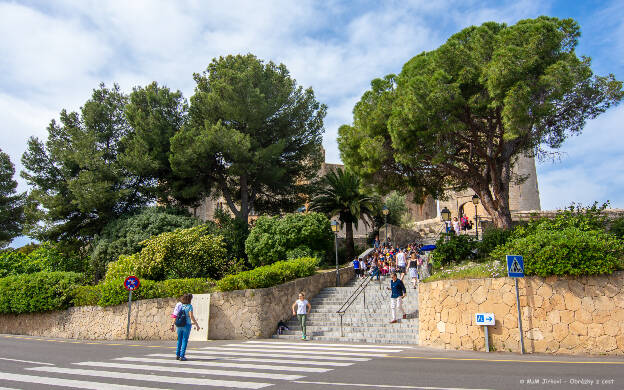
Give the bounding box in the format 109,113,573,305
568,321,588,336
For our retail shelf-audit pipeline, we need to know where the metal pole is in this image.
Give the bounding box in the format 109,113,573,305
384,215,388,245
340,314,344,337
363,288,366,308
126,290,132,340
475,204,479,240
515,278,525,354
334,233,339,287
484,325,489,352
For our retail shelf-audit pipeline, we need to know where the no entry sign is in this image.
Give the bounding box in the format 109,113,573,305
124,276,140,291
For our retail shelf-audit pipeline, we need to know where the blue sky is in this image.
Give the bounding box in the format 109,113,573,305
1,0,623,247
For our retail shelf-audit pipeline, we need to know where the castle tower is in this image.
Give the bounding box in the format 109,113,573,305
508,154,541,212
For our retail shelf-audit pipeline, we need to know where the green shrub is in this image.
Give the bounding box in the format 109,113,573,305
478,228,513,259
90,207,200,280
431,235,478,268
0,242,87,278
489,227,624,276
73,278,215,307
104,225,231,281
216,257,319,291
610,216,624,239
245,212,332,267
0,272,84,314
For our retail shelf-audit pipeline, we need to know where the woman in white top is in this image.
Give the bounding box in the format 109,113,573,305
291,292,312,340
452,217,461,235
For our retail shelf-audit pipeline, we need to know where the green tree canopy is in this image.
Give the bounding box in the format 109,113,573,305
170,54,327,223
21,83,185,244
339,17,623,228
0,150,24,247
310,168,377,261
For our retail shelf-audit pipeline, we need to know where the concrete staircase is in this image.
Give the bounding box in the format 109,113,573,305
273,275,419,344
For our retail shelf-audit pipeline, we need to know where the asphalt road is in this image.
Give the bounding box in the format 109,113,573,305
0,334,622,390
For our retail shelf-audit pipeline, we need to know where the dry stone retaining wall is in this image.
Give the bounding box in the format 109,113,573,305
0,267,354,341
418,272,624,355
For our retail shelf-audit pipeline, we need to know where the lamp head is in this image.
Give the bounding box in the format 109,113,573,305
382,205,389,216
331,220,339,233
441,207,451,222
472,194,480,205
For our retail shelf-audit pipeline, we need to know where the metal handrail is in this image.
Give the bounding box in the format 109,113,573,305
336,271,382,337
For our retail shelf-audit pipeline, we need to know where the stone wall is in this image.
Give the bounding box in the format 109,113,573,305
208,266,354,339
379,224,422,247
418,272,624,355
0,297,178,340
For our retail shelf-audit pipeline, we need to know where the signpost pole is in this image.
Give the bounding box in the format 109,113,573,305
515,278,525,354
484,326,489,352
126,290,132,340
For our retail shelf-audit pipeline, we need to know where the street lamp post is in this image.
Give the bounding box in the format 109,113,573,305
441,207,451,241
382,205,389,246
331,220,340,287
472,195,480,240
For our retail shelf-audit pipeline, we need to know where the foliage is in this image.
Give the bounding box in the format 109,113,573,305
211,208,249,263
216,257,318,292
431,235,478,268
489,227,623,277
611,216,624,239
21,83,186,245
0,242,87,278
89,206,200,280
478,228,513,259
385,191,409,226
0,272,84,314
105,225,231,281
0,150,25,247
309,168,378,261
245,212,332,267
122,82,187,203
424,260,507,283
338,17,623,229
73,278,215,307
170,54,327,222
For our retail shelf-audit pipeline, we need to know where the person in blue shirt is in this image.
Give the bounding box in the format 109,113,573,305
171,293,200,361
387,272,406,323
353,257,361,278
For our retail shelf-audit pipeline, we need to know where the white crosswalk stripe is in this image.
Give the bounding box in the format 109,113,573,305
205,346,389,357
115,356,333,372
244,341,411,349
26,366,272,389
227,343,403,353
146,353,356,366
74,361,304,380
191,349,372,361
0,341,408,389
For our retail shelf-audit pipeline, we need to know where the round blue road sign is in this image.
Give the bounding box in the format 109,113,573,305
124,275,140,291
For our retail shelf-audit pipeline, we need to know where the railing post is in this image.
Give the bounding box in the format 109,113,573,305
363,288,366,308
340,314,344,337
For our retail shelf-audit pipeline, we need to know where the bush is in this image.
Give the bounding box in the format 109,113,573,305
0,272,84,314
245,212,333,267
216,257,319,291
431,235,478,268
0,242,87,278
478,228,513,259
610,216,624,239
90,207,200,280
489,227,623,276
72,278,215,307
104,225,232,281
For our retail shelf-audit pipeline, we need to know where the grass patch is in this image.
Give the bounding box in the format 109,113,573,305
423,259,506,282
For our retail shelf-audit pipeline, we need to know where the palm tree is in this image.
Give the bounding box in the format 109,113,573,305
310,168,377,261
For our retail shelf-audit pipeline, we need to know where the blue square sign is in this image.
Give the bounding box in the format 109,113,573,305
506,255,524,277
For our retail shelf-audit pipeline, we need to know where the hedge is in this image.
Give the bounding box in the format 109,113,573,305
72,278,216,307
0,272,84,314
0,242,87,278
216,257,318,292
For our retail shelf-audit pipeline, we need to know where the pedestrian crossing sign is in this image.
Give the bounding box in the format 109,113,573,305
506,255,524,277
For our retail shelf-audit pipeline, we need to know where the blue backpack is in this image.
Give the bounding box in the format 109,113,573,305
175,305,187,327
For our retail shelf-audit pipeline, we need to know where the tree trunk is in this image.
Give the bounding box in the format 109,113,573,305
345,222,355,262
475,186,513,230
240,174,249,224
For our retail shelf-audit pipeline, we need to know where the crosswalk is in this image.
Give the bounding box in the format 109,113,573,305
0,341,411,389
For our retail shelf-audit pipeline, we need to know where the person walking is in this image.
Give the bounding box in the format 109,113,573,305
171,293,200,361
387,273,407,323
396,248,407,280
352,257,361,278
292,292,311,340
407,252,419,289
452,217,461,236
